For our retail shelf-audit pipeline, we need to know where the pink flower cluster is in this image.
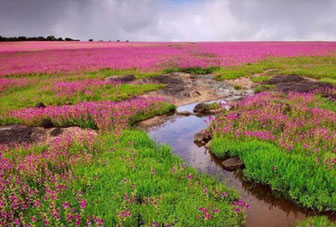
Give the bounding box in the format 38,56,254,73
212,91,336,154
1,41,336,76
0,78,29,92
0,129,104,226
51,79,122,97
12,97,169,130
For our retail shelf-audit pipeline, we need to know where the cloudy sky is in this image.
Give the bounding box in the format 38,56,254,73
1,0,336,41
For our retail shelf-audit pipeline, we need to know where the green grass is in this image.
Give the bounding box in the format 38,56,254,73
164,66,219,75
251,75,271,83
0,73,165,125
68,130,245,226
320,78,336,85
5,68,162,79
254,84,275,93
82,68,162,79
2,130,245,226
217,56,336,80
297,216,335,227
210,137,336,211
234,85,242,90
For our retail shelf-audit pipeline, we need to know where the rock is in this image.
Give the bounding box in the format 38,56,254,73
204,141,211,150
222,157,244,171
193,103,208,114
105,75,135,83
177,111,192,116
50,128,63,136
41,119,54,128
35,102,46,108
208,108,223,114
189,90,201,98
194,129,212,147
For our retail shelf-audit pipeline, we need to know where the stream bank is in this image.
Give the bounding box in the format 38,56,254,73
142,101,335,227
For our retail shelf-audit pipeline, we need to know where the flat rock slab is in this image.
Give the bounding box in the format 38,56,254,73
222,157,245,171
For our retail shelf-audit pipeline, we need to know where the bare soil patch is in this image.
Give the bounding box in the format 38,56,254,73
135,72,252,106
0,125,97,147
264,75,334,93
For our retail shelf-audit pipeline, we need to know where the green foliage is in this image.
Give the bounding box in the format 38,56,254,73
251,75,271,83
210,137,336,211
234,85,242,90
254,84,275,93
83,68,162,79
0,74,164,125
217,56,336,80
205,102,221,110
297,216,335,227
66,130,245,226
164,66,219,75
320,78,336,85
315,95,336,112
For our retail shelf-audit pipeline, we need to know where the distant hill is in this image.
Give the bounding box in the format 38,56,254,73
0,35,80,42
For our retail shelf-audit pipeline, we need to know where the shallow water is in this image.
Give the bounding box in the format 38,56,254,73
147,102,335,227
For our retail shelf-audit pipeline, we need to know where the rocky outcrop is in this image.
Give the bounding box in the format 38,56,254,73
105,75,135,83
222,157,245,171
194,129,212,147
193,103,209,114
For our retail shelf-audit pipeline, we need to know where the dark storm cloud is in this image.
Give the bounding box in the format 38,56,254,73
0,0,335,41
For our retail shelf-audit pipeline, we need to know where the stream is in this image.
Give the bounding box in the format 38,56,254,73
146,101,334,227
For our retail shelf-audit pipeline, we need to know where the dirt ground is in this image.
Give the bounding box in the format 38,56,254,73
0,125,96,147
264,75,334,93
136,72,252,106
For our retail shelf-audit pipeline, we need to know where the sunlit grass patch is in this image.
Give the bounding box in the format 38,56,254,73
251,75,271,83
320,78,336,85
217,56,336,80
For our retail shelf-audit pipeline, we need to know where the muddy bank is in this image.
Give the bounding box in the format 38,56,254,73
0,125,96,147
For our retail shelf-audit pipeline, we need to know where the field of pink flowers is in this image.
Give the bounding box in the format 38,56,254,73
1,41,336,76
12,97,173,130
1,40,336,225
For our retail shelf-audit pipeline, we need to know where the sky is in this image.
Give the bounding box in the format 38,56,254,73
1,0,336,41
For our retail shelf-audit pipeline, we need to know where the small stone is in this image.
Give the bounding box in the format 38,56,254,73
222,157,244,171
193,103,208,114
194,129,212,147
50,128,63,136
35,102,46,108
105,75,135,83
177,111,192,116
189,90,201,98
41,119,54,128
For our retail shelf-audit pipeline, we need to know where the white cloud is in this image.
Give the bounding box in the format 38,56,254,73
1,0,336,41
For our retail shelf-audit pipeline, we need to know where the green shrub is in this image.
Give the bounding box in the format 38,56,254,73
297,216,335,227
210,137,336,211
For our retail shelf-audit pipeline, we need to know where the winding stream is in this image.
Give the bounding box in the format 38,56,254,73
146,101,335,227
